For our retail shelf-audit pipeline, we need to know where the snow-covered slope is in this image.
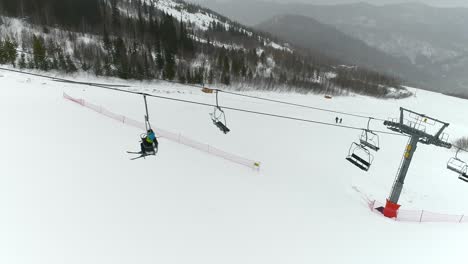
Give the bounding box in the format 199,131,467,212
150,0,229,31
1,69,468,263
146,0,291,51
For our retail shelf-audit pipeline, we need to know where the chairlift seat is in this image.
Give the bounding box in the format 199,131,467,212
351,153,371,167
360,130,380,152
210,109,230,134
447,158,467,175
346,142,373,172
346,153,371,171
447,164,465,174
360,139,380,152
346,156,370,171
214,120,230,134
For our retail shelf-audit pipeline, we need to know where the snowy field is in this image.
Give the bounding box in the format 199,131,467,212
1,69,468,263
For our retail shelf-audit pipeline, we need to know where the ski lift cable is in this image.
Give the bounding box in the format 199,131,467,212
4,52,389,123
0,64,388,123
133,92,406,136
218,90,387,122
82,84,408,137
452,145,468,155
0,67,409,137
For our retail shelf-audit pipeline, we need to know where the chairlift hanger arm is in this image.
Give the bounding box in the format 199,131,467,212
143,94,152,130
144,95,149,119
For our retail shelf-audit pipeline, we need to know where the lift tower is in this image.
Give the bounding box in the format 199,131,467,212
383,108,452,218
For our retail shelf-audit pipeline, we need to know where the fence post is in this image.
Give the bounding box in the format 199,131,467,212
419,210,424,223
459,215,464,223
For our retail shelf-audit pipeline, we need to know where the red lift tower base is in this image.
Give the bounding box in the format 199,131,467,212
383,199,401,218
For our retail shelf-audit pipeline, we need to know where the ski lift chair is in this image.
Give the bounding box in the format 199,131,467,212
210,106,230,134
360,130,380,152
447,149,467,175
359,118,380,152
447,157,467,174
459,169,468,183
346,142,374,172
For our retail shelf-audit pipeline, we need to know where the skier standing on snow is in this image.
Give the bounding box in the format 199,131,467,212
335,117,339,123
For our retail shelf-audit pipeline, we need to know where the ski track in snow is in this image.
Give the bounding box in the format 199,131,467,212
1,69,468,263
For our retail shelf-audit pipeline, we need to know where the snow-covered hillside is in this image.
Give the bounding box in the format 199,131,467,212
137,0,290,51
1,69,468,263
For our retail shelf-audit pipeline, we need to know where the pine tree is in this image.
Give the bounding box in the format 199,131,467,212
32,35,47,70
65,55,77,73
19,53,26,69
27,56,34,69
186,69,192,83
113,37,129,79
111,0,120,32
58,51,67,71
103,26,112,52
0,41,5,64
160,14,178,55
164,51,175,80
156,44,164,73
221,56,231,85
178,68,186,83
93,58,102,76
208,69,214,84
4,38,18,66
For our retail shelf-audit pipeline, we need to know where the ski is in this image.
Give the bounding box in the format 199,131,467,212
127,150,157,160
130,154,147,160
127,151,147,160
127,151,144,155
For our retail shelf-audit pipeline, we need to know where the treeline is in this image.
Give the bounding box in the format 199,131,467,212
0,0,405,97
0,0,103,29
333,67,403,97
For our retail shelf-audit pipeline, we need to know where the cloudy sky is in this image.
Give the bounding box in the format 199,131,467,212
193,0,468,8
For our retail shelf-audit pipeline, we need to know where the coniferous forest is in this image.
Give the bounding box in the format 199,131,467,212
0,0,407,97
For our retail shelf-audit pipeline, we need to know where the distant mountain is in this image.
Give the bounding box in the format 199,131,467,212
197,0,468,95
256,14,427,85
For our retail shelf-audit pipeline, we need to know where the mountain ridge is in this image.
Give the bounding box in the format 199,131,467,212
256,14,428,87
196,0,468,95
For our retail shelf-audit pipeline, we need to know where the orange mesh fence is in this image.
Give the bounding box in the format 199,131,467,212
63,92,261,169
369,199,466,223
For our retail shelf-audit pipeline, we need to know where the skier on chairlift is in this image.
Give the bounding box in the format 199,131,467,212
128,95,159,160
140,129,158,155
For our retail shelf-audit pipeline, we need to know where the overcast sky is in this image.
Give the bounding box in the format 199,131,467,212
193,0,468,8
